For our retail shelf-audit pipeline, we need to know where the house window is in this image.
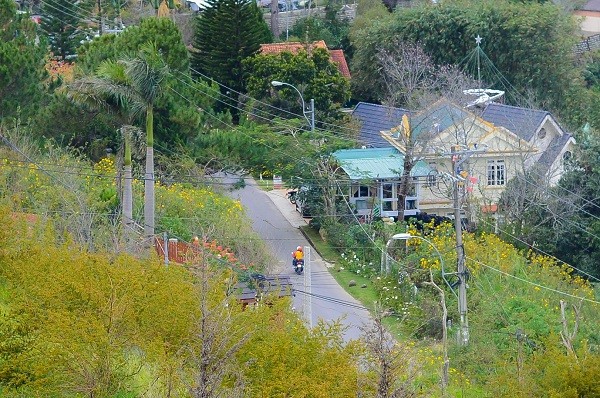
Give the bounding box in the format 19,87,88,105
353,185,371,198
397,180,416,196
426,172,438,187
355,200,368,210
563,151,572,161
487,160,505,186
537,128,546,139
383,183,393,199
406,199,417,210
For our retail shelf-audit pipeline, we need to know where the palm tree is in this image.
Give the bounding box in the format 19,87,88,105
69,61,138,235
70,43,169,245
120,44,169,243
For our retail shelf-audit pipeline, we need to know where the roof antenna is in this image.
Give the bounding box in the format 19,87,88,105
476,34,482,90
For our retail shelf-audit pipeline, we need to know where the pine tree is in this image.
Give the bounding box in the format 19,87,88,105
192,0,271,118
0,0,48,118
40,0,90,60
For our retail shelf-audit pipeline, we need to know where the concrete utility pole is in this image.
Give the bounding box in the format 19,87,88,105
304,246,312,328
97,0,103,36
450,144,486,345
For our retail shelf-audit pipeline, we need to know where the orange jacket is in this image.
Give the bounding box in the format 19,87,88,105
292,250,304,261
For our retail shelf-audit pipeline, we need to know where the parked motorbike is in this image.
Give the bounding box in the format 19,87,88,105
287,190,297,204
294,259,304,275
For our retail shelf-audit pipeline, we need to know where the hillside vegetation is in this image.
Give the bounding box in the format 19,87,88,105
0,130,598,396
2,0,600,395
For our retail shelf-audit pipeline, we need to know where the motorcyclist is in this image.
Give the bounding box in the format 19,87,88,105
292,246,304,268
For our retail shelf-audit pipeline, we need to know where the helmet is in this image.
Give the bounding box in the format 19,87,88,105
296,246,303,251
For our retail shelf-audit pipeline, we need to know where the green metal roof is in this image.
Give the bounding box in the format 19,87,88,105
333,148,431,180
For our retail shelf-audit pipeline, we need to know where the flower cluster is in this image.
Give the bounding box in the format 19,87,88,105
339,251,377,277
187,238,254,274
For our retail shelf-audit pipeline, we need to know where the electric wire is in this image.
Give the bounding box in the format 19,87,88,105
12,7,600,302
171,71,385,147
465,256,600,305
40,0,100,24
477,217,600,283
187,67,367,138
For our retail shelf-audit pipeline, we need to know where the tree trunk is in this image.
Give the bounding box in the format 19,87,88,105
123,164,133,231
397,156,413,221
123,132,133,234
144,105,155,245
270,0,280,38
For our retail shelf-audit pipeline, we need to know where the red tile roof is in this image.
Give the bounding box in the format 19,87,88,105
259,41,351,79
329,49,350,79
260,40,328,55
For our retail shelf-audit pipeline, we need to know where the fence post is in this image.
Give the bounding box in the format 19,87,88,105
163,232,169,266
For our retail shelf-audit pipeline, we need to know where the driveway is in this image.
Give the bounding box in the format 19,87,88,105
226,176,370,341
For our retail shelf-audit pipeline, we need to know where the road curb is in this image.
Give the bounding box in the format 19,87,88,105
298,225,335,269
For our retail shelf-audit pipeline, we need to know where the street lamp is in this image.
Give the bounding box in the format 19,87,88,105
388,233,470,344
271,80,315,133
387,233,453,292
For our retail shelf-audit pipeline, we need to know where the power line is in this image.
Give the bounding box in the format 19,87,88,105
477,218,600,282
466,256,600,305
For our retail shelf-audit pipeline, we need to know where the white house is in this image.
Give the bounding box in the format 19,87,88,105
350,99,575,220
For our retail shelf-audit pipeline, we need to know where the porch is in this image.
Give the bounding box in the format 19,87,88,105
333,147,432,221
347,181,419,220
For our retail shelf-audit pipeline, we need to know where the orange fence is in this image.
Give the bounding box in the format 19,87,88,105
154,236,201,264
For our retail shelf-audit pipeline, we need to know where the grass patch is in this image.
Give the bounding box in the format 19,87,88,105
299,225,342,263
301,225,413,339
328,267,379,310
254,177,275,191
301,224,378,307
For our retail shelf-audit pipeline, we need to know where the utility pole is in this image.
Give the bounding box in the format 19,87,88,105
450,144,486,345
304,246,312,328
97,0,103,36
309,98,315,134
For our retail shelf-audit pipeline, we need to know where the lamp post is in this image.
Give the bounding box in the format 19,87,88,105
388,233,469,344
382,234,404,275
388,233,447,277
271,80,315,133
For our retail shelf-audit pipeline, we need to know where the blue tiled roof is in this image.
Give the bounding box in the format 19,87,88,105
333,147,431,180
352,102,409,148
352,101,470,147
410,102,468,138
481,103,549,141
536,133,573,172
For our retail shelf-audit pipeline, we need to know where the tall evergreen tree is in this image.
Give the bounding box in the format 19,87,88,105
192,0,271,118
40,0,90,60
0,0,48,119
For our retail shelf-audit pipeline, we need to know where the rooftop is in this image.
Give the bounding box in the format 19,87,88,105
352,102,409,148
481,103,549,141
333,147,431,180
581,0,600,11
259,41,351,79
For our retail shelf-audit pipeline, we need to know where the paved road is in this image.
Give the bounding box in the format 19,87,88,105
226,177,370,341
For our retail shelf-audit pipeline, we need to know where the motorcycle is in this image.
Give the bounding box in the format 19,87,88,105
293,259,304,275
287,190,297,204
